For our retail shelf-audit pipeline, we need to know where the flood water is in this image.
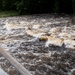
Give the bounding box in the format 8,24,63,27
0,14,75,75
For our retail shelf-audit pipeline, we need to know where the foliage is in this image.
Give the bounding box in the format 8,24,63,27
0,11,18,17
53,0,59,13
72,0,75,15
0,0,75,14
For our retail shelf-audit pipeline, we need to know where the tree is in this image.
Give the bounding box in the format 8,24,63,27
72,0,75,14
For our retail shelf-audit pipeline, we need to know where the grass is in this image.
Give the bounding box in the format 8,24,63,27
0,11,19,17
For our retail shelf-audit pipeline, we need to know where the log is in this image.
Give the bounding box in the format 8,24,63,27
0,67,8,75
0,47,32,75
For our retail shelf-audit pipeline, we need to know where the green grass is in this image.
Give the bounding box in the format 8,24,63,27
0,11,19,17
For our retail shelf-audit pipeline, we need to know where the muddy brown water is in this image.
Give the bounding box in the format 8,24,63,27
0,14,75,75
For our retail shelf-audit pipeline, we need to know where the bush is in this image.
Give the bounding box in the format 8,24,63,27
0,0,75,14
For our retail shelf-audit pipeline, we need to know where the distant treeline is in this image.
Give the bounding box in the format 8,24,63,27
0,0,75,14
